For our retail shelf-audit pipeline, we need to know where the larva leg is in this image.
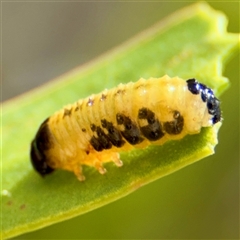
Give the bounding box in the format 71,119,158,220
94,160,107,175
93,152,123,174
73,165,85,181
111,152,123,167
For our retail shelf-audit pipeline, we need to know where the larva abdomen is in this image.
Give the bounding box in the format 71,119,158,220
30,75,221,181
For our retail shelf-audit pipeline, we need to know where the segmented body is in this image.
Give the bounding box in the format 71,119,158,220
30,75,221,181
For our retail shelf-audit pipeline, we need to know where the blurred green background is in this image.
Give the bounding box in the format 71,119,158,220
3,1,239,239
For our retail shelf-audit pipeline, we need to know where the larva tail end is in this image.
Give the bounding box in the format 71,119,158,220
30,140,55,177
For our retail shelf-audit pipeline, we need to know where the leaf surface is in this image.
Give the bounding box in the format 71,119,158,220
1,3,239,239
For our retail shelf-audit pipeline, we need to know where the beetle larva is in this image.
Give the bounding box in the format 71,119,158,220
30,75,221,181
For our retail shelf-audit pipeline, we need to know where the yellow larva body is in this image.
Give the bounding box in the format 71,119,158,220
30,75,221,181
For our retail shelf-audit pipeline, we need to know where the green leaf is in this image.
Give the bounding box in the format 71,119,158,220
2,2,239,239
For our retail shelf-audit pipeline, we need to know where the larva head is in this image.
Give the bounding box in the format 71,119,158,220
186,79,221,124
30,118,55,177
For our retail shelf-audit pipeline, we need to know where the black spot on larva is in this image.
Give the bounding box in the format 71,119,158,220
101,119,125,147
82,128,86,132
206,95,221,124
30,118,55,176
201,87,221,122
164,111,184,135
212,106,221,124
138,108,155,124
134,84,144,90
63,108,71,118
138,108,164,141
116,113,144,145
90,124,97,131
96,126,112,149
114,89,126,96
90,136,103,151
101,119,108,128
187,78,201,94
87,98,94,106
74,106,79,111
90,124,112,150
100,94,107,101
116,114,124,124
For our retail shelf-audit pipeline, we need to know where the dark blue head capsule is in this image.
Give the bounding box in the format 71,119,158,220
186,78,221,124
30,118,54,177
